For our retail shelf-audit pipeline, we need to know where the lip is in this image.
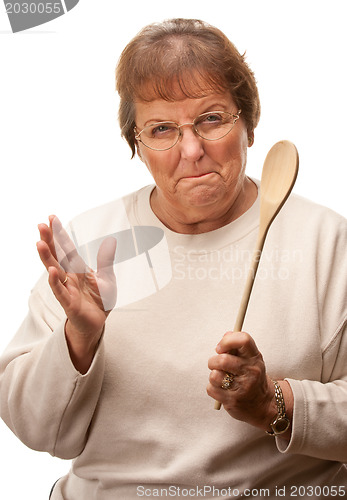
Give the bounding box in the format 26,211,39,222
182,172,216,179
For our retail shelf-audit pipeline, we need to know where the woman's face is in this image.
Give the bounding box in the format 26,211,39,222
135,91,252,224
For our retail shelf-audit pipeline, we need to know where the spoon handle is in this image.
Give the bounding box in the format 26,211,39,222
233,231,267,331
214,231,267,410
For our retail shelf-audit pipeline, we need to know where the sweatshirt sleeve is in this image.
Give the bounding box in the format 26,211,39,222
277,211,347,461
0,273,105,460
280,319,347,461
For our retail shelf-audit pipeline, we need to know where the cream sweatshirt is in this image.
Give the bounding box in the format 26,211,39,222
0,183,346,499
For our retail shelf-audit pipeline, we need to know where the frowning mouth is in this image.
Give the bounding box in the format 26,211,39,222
183,172,217,179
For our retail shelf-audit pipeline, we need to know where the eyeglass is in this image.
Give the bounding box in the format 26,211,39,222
134,110,242,151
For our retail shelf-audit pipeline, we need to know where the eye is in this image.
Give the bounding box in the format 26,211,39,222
195,113,224,127
150,123,177,138
205,113,223,123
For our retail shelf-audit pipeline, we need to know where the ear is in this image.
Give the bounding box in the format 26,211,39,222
247,131,254,147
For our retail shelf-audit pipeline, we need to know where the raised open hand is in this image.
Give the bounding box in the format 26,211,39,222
37,216,117,371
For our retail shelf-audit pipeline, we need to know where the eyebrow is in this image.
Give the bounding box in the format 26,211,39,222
142,103,231,127
143,118,176,127
139,93,233,127
201,102,229,113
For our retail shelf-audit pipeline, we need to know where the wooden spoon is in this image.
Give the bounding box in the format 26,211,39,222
214,140,299,410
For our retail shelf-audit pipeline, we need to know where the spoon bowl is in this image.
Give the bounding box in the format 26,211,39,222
259,140,299,232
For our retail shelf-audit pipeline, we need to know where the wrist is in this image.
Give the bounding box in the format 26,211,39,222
65,320,104,374
266,380,293,439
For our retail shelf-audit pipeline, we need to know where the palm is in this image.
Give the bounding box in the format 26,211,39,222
63,269,116,336
37,216,117,339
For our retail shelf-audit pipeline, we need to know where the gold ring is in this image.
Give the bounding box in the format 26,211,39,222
221,373,235,390
62,276,68,285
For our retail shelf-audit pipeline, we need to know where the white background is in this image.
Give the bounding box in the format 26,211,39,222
0,1,346,498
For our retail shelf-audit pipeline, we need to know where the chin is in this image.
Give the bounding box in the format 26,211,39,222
180,184,226,208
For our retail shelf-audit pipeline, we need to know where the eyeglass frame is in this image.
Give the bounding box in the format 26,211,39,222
134,109,242,151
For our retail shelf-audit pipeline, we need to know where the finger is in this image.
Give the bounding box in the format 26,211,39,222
51,216,87,273
209,371,239,400
216,331,260,359
49,216,73,272
38,222,58,261
206,380,230,404
37,240,66,281
209,369,228,388
96,237,118,312
208,353,244,374
48,266,71,310
96,237,117,277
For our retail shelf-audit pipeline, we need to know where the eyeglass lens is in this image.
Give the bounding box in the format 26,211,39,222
138,111,238,150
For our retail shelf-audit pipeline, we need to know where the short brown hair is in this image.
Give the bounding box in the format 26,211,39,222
116,18,261,157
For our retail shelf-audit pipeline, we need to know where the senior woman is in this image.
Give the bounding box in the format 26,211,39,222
1,18,346,500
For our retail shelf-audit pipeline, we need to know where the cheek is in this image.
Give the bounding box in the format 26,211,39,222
138,146,156,175
140,147,179,180
209,136,248,174
229,130,248,165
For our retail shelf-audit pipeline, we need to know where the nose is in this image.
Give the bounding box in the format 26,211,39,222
178,124,204,161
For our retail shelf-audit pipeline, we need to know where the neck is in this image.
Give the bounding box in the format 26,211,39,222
150,177,258,234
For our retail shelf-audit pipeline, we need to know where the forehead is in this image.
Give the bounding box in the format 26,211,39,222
133,67,230,101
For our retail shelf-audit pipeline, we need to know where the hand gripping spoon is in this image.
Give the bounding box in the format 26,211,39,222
214,140,299,410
